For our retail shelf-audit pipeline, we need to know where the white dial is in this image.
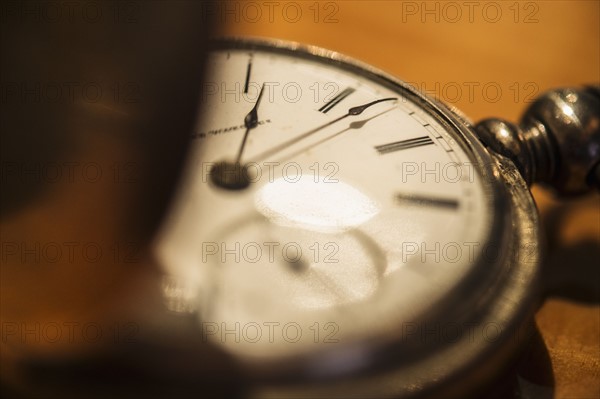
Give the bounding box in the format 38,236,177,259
155,42,494,362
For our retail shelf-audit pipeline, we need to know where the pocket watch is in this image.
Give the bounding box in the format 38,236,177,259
154,37,600,398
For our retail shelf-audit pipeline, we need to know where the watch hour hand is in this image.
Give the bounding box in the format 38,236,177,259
210,83,266,190
236,83,266,163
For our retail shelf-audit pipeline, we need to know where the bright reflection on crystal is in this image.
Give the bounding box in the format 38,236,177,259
255,175,379,231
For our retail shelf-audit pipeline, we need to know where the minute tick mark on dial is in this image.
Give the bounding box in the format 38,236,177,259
375,136,434,155
396,193,459,210
319,87,355,113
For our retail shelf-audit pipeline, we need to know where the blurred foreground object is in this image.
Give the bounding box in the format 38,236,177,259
1,1,239,398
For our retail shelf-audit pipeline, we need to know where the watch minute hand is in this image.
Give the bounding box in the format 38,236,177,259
251,97,397,163
347,97,397,116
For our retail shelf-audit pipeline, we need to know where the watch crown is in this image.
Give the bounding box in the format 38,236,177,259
475,85,600,195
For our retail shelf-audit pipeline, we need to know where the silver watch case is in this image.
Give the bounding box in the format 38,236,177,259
199,37,542,399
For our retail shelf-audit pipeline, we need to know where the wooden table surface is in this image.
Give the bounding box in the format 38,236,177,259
218,1,600,397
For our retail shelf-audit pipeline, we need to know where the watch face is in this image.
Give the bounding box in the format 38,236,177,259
154,40,498,363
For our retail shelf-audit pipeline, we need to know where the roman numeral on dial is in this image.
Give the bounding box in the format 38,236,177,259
396,193,459,209
375,136,434,154
244,56,253,94
319,87,355,113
